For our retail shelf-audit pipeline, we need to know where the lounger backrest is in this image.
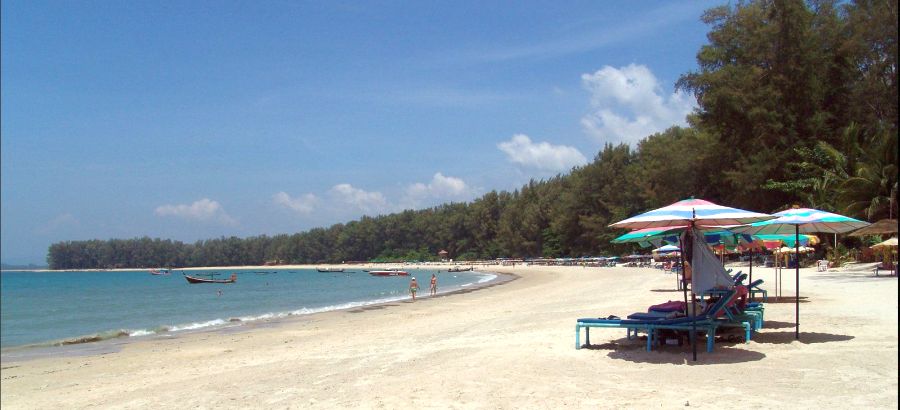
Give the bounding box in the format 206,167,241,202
701,289,738,319
748,278,764,288
732,272,747,285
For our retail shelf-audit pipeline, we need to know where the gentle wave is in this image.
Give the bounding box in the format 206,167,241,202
42,294,419,346
477,273,497,283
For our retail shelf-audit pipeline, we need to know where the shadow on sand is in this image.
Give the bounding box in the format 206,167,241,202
580,336,766,365
757,296,811,304
754,320,797,330
751,330,854,345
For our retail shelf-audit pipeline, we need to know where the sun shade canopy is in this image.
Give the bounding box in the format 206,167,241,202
609,198,774,230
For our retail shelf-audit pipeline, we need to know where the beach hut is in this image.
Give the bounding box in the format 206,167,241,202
438,250,449,262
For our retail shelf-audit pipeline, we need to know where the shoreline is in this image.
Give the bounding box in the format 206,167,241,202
0,269,517,362
0,261,493,273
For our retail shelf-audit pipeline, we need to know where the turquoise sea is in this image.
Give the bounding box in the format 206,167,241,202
0,268,494,349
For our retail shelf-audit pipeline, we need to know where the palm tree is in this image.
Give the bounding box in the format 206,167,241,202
839,129,899,220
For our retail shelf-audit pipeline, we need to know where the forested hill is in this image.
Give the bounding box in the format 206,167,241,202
47,0,897,270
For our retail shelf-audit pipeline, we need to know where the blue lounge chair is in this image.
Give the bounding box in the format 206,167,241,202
748,278,767,302
575,289,739,352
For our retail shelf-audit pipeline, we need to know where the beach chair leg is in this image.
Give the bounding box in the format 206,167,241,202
743,322,751,343
646,329,653,351
585,327,590,346
707,329,714,352
575,325,582,350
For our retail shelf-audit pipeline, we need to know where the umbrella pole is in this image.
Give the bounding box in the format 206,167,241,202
691,227,698,361
749,246,754,301
678,232,696,361
795,225,800,340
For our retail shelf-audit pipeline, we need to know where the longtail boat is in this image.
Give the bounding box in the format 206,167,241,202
184,273,237,284
368,270,409,276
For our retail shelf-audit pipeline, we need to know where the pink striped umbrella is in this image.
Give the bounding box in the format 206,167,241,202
609,198,775,230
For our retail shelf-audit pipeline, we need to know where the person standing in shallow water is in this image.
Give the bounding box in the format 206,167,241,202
409,277,419,301
430,273,437,296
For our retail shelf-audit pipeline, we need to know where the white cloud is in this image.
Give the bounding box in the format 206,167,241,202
497,134,588,172
580,64,695,145
403,173,472,208
273,192,319,215
154,198,237,226
329,184,389,214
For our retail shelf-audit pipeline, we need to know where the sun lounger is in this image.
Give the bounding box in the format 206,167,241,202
575,289,738,352
748,277,767,302
874,262,897,276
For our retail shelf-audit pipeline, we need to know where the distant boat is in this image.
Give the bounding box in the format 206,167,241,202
368,270,409,276
447,266,473,272
149,268,170,275
317,267,345,273
184,273,237,284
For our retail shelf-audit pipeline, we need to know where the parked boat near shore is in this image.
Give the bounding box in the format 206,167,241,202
368,270,409,276
184,273,237,284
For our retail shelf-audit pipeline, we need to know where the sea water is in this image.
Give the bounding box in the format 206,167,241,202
0,268,495,349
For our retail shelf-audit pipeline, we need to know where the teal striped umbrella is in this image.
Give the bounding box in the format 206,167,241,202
734,207,870,339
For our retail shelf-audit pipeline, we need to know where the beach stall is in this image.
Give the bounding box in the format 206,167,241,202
870,237,898,276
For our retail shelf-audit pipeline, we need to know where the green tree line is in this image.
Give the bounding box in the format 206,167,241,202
47,0,897,269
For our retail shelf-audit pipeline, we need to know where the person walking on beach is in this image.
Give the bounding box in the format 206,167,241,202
429,273,437,296
409,277,419,301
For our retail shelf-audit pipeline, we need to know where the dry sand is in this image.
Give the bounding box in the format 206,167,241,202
1,265,897,409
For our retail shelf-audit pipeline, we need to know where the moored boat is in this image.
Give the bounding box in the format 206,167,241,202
183,273,237,284
447,266,473,272
368,270,409,276
316,267,345,273
149,268,170,275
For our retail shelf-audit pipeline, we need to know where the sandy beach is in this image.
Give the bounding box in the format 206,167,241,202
1,264,897,409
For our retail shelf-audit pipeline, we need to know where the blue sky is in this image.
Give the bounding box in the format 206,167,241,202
1,1,721,265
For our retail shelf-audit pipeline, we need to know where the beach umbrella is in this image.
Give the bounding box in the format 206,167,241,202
612,226,682,248
734,206,870,339
848,219,898,237
653,244,680,253
871,237,898,249
775,246,815,254
610,198,775,360
610,198,774,230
